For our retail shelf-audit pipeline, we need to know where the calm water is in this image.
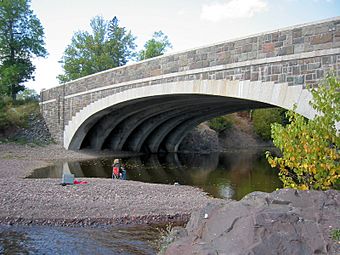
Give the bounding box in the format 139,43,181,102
0,224,162,255
8,149,282,254
28,149,282,200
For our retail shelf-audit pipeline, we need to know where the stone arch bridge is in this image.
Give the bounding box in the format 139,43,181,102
41,17,340,153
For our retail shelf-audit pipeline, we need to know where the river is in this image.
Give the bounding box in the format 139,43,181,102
1,149,282,254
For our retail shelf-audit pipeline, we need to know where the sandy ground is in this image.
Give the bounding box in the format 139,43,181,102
0,143,221,226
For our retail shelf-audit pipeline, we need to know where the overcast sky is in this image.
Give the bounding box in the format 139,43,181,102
27,0,340,92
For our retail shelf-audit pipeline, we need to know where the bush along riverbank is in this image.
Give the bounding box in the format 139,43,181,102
179,112,274,153
0,95,53,145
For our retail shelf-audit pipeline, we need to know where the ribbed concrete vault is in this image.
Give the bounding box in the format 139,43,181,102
79,94,271,153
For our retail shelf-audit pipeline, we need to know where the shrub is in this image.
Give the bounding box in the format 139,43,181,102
208,115,233,133
0,94,39,130
266,74,340,190
331,229,340,241
252,108,286,140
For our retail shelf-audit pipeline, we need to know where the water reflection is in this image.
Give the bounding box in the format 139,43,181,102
0,225,161,255
28,150,282,200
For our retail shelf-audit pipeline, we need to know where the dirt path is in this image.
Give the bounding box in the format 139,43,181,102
0,143,221,226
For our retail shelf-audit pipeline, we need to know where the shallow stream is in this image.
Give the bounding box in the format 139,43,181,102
2,149,282,254
0,224,162,255
28,149,282,200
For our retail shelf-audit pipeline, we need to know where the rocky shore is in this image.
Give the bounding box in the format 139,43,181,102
165,189,340,255
0,143,221,227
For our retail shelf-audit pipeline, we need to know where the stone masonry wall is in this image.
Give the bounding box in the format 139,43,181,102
41,18,340,144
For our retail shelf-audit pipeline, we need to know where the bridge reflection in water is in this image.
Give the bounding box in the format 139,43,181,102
27,150,282,200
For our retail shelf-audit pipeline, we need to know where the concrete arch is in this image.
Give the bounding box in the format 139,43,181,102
83,96,171,150
104,97,216,151
123,98,231,152
64,80,315,151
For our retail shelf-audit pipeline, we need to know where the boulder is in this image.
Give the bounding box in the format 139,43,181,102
165,189,340,255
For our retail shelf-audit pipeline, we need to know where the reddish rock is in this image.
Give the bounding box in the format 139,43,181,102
262,43,275,53
165,189,340,255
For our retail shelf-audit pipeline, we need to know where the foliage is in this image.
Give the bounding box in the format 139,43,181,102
16,88,38,101
252,108,286,140
208,115,233,133
0,0,47,100
139,31,172,60
57,16,136,83
330,229,340,241
156,223,174,255
0,93,39,130
266,75,340,190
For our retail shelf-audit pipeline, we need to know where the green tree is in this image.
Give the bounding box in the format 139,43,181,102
208,115,234,133
139,31,172,60
0,0,47,100
57,16,136,83
252,108,286,140
266,75,340,190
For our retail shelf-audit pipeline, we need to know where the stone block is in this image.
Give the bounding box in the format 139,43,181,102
292,66,300,75
294,75,304,85
335,31,340,42
272,66,282,75
271,75,279,82
150,69,161,76
311,33,333,45
275,41,284,48
238,53,248,62
305,73,315,81
277,74,285,83
264,34,272,42
308,62,321,70
242,44,253,53
292,28,302,38
244,71,251,80
251,72,259,81
314,24,330,34
216,72,224,80
301,64,308,73
293,37,304,44
294,44,304,54
271,33,279,42
316,69,324,79
247,51,257,60
262,43,275,53
278,34,287,42
278,46,294,56
321,56,332,65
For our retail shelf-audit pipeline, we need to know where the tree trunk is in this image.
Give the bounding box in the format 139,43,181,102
9,19,17,101
11,84,17,101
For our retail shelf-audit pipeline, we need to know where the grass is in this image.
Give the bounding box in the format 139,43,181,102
154,223,174,254
331,229,340,241
0,98,39,130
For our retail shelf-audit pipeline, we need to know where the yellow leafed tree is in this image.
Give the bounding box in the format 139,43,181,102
266,74,339,190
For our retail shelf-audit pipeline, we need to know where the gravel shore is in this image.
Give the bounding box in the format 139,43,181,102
0,143,220,226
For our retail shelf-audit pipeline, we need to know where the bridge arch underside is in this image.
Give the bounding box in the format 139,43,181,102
72,94,272,153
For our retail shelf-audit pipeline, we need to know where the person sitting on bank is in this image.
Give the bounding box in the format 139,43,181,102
120,164,127,180
112,159,121,179
112,159,127,179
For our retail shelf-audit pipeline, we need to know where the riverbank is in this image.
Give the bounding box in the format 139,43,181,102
0,143,222,227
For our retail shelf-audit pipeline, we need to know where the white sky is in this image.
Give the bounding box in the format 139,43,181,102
26,0,340,92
